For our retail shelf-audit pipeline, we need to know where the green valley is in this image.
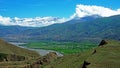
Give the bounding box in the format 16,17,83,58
0,1,120,68
23,42,97,54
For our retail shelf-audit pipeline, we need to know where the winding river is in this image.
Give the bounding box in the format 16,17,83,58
9,42,63,57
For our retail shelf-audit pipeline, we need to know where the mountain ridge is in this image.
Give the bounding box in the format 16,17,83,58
0,15,120,42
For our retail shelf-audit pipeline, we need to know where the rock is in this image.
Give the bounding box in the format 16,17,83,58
24,52,58,68
99,40,107,46
0,53,26,62
82,61,90,68
92,49,96,55
42,52,58,64
7,54,26,61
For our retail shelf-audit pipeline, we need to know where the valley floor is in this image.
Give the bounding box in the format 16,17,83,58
23,41,97,54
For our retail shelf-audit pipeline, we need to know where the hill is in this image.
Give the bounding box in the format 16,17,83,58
0,39,39,57
0,39,40,67
44,40,120,68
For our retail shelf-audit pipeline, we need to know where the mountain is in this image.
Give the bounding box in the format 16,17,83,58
62,15,101,25
13,15,120,42
1,15,120,42
72,15,101,22
0,25,35,36
44,40,120,68
0,16,66,27
0,25,37,42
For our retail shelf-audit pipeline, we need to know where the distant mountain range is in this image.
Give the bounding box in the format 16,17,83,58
0,16,66,27
0,15,120,42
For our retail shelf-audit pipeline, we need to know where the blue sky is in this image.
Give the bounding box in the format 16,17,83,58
0,0,120,18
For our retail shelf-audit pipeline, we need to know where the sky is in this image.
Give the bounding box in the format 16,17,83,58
0,0,120,18
0,0,120,27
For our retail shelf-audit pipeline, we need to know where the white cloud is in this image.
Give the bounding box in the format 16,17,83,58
0,16,67,27
71,4,120,18
1,4,120,27
0,16,13,25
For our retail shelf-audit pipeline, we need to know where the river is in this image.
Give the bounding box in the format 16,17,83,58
9,42,63,57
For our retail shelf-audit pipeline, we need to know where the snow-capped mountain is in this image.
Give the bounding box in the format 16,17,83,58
0,16,67,27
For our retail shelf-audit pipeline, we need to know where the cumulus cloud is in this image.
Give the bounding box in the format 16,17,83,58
0,16,67,27
71,4,120,18
0,16,13,25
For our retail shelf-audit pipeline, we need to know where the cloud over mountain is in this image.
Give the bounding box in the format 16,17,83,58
0,4,120,27
0,16,67,27
71,4,120,18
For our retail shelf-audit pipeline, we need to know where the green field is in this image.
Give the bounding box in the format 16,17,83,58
23,42,97,54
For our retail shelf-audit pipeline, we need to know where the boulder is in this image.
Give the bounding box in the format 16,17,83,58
92,49,96,55
98,40,107,46
82,61,90,68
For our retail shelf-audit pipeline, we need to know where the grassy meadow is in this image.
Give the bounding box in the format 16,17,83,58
44,40,120,68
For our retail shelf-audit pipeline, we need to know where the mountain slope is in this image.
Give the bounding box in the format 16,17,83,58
18,15,120,42
0,25,37,42
0,25,35,36
44,40,120,68
0,39,39,57
0,39,40,67
86,40,120,68
1,15,120,42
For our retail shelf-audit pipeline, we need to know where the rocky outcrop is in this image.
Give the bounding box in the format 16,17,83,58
0,52,57,68
82,61,90,68
0,53,26,62
98,40,107,46
42,52,57,63
92,49,96,55
7,54,25,61
24,52,58,68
